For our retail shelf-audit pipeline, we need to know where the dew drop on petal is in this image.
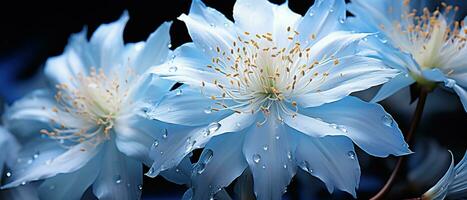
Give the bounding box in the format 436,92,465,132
339,17,345,24
287,151,292,160
262,165,266,169
167,43,172,48
382,114,394,127
253,154,261,164
337,125,348,133
6,172,11,177
162,129,168,139
138,184,143,190
33,151,40,159
347,151,356,160
168,66,178,72
207,122,221,135
309,11,314,17
152,140,159,148
263,145,269,151
114,175,122,184
176,89,183,96
275,135,280,140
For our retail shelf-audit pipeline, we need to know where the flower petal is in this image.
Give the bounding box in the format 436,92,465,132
296,56,398,107
179,0,236,59
145,86,229,126
300,96,411,157
92,142,142,200
146,121,208,178
296,0,346,43
295,134,360,197
242,116,296,200
371,73,415,102
447,150,467,199
89,12,129,72
38,154,100,200
2,141,101,188
452,84,467,112
159,155,193,185
191,132,248,199
114,116,155,165
149,43,222,95
132,21,172,74
44,29,91,88
422,151,455,200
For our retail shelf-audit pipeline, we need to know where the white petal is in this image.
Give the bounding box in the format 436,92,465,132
296,56,398,107
38,155,100,200
133,21,172,74
114,116,155,165
242,116,296,200
191,132,248,199
89,12,129,72
92,142,142,200
295,134,360,197
2,141,101,188
371,73,415,102
296,0,346,44
300,96,411,157
422,151,456,200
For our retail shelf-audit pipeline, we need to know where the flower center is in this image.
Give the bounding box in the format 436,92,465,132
41,67,136,146
385,3,466,70
201,29,337,122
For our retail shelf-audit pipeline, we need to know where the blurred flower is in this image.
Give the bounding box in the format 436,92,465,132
147,0,411,199
1,12,175,199
0,126,39,200
348,0,467,111
422,150,467,200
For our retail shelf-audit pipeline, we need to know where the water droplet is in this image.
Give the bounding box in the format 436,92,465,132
176,89,183,96
262,165,266,169
308,11,315,17
275,135,280,140
382,114,394,127
347,151,356,160
152,140,159,148
210,23,215,28
299,160,311,173
138,184,143,190
263,145,269,151
236,122,241,127
339,17,345,24
207,122,221,135
337,125,348,133
167,43,172,48
175,168,180,173
162,129,168,139
21,181,26,186
6,172,11,177
168,66,178,72
287,151,292,160
329,8,334,13
363,37,368,41
283,164,287,169
114,175,122,184
253,154,261,164
379,38,388,43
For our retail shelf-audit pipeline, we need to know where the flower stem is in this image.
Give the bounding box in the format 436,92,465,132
370,87,429,200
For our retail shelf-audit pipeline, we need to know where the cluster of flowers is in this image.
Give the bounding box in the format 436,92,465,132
0,0,466,199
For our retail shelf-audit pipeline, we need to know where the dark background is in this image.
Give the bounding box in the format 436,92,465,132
0,0,465,199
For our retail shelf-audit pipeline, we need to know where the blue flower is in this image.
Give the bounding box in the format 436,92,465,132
147,0,411,199
0,126,39,200
348,0,467,111
1,12,175,199
422,150,467,200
